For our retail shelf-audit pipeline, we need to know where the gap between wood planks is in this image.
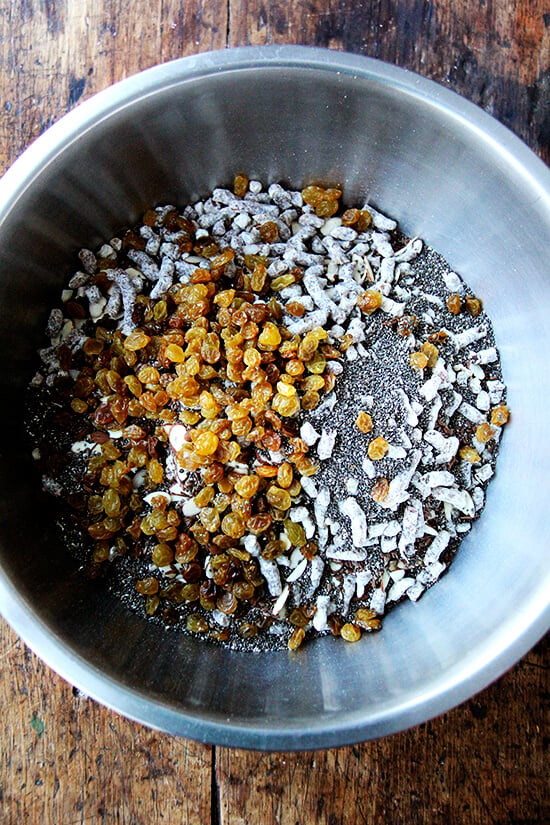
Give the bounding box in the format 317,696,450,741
212,746,222,825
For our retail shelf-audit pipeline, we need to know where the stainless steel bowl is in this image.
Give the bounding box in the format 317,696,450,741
0,46,548,750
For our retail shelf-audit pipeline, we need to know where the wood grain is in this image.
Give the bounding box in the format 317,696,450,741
0,620,212,825
228,0,550,164
0,0,228,174
0,1,548,823
217,635,550,825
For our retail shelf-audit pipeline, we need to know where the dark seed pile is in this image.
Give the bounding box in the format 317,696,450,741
26,178,509,650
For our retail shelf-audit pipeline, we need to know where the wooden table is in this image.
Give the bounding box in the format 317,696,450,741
0,2,548,822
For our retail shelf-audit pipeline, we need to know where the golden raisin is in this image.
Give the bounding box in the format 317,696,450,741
194,486,215,508
195,431,219,456
124,375,142,397
300,540,318,560
71,398,88,413
356,209,373,232
234,474,260,499
148,459,164,485
257,322,282,350
186,614,209,633
250,264,267,292
446,294,461,314
266,486,292,510
233,173,249,198
301,185,326,206
459,446,481,463
261,539,285,560
355,411,373,433
221,513,246,539
276,462,293,489
491,405,510,427
288,626,305,650
285,520,306,547
341,208,360,226
124,330,150,351
272,394,300,417
259,221,279,243
368,437,389,461
464,295,482,317
199,507,221,532
135,577,159,595
152,543,173,566
315,198,339,218
286,301,305,317
371,477,390,502
475,423,495,443
354,608,381,632
301,391,320,411
165,343,185,362
357,290,382,314
340,623,362,643
421,341,439,368
409,352,429,370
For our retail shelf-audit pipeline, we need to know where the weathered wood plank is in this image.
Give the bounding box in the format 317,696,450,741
0,618,213,825
0,0,228,173
216,636,549,825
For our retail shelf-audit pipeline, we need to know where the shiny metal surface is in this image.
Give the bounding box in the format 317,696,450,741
0,47,548,750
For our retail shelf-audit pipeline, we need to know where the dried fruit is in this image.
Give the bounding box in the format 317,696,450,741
221,513,246,539
355,411,373,433
284,520,306,547
340,623,361,643
475,423,495,443
421,341,439,368
266,486,292,511
368,437,389,461
464,295,482,317
288,626,305,650
234,474,260,499
371,477,390,502
257,322,282,350
195,431,219,456
446,294,461,314
354,608,381,632
491,405,510,427
409,351,429,370
124,330,150,351
357,290,382,314
233,173,249,198
459,446,481,463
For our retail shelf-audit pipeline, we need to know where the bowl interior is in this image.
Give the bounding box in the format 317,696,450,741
0,49,548,748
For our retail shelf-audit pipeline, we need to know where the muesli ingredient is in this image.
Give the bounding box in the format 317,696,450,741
27,177,508,650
